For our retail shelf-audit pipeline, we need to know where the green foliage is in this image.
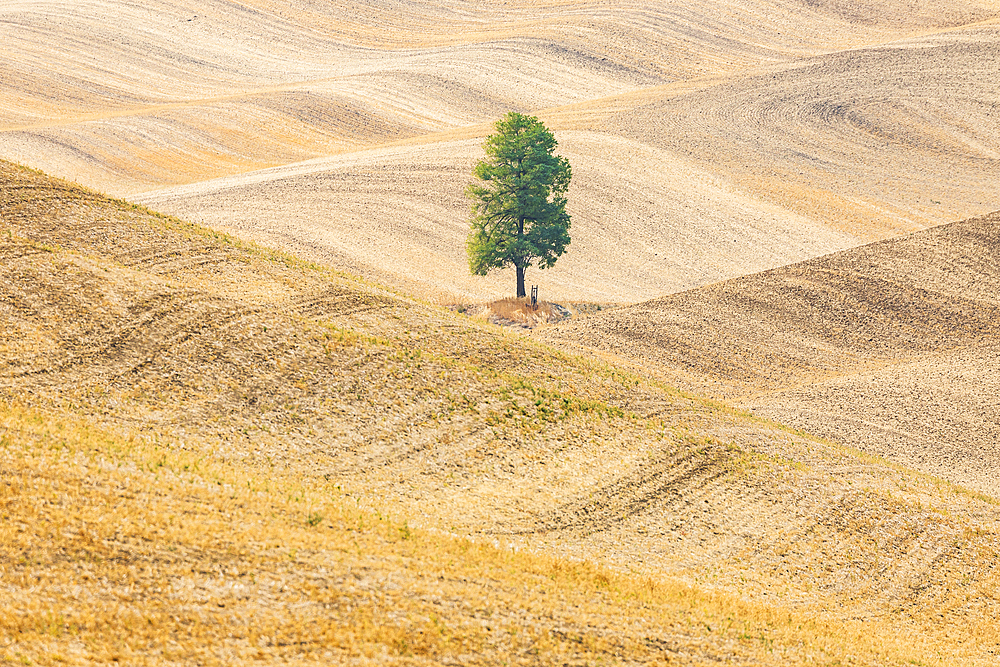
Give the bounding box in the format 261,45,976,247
483,378,625,431
466,112,571,296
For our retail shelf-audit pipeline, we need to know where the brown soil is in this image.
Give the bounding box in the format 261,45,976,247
3,162,1000,664
539,210,1000,498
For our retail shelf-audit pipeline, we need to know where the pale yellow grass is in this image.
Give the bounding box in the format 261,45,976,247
1,404,956,666
5,162,1000,666
460,297,560,327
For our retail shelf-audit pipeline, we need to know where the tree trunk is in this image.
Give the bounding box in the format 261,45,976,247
516,215,527,298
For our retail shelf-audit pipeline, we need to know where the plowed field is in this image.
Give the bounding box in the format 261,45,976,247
539,211,1000,497
4,1,1000,662
3,0,999,300
4,161,1000,665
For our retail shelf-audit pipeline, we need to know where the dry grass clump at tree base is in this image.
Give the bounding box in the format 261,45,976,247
454,297,560,327
452,298,612,329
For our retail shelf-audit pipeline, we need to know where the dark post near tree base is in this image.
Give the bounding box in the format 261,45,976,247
466,112,571,298
531,285,538,309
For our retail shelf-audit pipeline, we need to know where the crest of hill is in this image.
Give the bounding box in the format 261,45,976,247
137,24,1000,303
537,211,1000,497
1,0,892,192
3,160,1000,665
4,1,999,307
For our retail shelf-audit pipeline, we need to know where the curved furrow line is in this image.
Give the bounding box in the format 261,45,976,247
9,0,998,196
121,245,234,275
523,445,739,535
611,28,1000,238
0,252,245,385
290,286,399,319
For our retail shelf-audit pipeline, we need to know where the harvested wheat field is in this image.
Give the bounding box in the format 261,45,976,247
539,211,1000,497
3,0,1000,663
3,162,1000,664
2,0,998,300
135,20,1000,301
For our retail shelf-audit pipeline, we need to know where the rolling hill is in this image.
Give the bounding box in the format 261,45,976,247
539,210,1000,497
4,159,1000,665
4,0,1000,663
2,0,998,301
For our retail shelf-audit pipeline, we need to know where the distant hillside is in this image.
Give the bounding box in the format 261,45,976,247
539,211,1000,497
4,1,999,302
137,24,1000,302
138,133,859,303
606,29,1000,240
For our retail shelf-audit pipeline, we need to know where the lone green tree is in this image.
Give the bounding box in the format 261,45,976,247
466,112,571,298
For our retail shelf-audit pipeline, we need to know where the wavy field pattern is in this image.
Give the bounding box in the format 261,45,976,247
5,163,1000,665
5,2,1000,662
3,0,999,300
541,211,1000,497
140,132,861,301
610,28,1000,239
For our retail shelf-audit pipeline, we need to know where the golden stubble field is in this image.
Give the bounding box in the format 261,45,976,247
3,0,1000,663
3,161,1000,665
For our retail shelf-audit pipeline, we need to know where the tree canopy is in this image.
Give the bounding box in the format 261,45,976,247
466,112,571,298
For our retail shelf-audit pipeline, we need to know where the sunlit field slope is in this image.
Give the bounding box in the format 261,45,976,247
539,210,1000,497
4,162,1000,665
137,133,860,302
6,406,856,666
2,0,904,192
3,0,999,301
135,16,1000,302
